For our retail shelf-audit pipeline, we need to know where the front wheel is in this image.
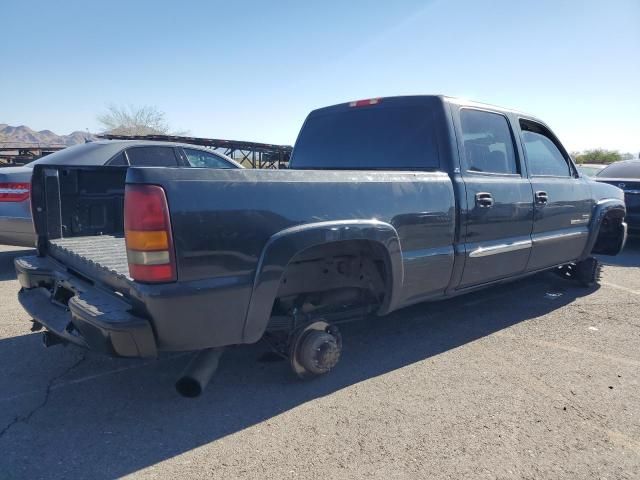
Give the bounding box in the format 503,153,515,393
575,256,601,287
555,257,601,287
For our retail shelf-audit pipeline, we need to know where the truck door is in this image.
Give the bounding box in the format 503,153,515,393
453,107,534,287
517,119,593,270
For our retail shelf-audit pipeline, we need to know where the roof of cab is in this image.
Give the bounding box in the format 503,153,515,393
309,95,532,118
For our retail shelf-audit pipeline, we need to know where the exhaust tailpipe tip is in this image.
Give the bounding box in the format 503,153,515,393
42,331,66,348
175,376,204,398
175,347,225,398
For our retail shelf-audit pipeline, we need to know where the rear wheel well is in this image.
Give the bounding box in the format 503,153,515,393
269,240,390,323
592,209,626,255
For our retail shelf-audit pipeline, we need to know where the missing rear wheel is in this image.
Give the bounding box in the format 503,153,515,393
289,321,342,379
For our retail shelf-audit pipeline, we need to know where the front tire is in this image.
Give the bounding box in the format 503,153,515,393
575,256,601,287
554,256,601,287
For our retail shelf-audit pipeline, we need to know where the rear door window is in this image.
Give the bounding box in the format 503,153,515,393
126,146,179,166
460,109,519,175
183,148,234,168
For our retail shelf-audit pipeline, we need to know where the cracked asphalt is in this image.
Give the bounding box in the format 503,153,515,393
0,239,639,479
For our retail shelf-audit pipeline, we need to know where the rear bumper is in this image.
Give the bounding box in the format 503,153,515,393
15,255,157,357
15,253,253,355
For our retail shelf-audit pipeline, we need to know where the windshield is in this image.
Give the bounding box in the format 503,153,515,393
577,165,603,177
290,105,439,170
597,161,640,179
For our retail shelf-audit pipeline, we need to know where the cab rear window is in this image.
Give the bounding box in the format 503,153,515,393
290,106,439,170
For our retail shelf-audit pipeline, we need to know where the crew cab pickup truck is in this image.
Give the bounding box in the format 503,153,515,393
15,96,627,396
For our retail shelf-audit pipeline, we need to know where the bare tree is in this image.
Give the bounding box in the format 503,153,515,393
97,104,185,136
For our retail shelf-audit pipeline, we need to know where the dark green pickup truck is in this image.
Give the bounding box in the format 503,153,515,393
15,96,627,396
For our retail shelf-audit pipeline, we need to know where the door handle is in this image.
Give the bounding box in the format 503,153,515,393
475,192,494,208
535,191,548,205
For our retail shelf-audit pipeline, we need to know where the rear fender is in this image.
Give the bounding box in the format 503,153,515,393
241,220,404,343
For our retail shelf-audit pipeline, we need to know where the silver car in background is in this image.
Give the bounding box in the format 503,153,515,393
576,163,606,177
0,140,240,246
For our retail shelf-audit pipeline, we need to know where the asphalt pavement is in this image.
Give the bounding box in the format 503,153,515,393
0,239,639,479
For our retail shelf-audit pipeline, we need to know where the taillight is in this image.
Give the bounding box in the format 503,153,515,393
0,182,30,202
349,98,381,107
124,184,176,283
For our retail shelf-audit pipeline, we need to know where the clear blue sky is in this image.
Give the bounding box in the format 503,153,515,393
1,0,638,153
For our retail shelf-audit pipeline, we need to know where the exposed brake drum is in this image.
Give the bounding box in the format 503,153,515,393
289,320,342,379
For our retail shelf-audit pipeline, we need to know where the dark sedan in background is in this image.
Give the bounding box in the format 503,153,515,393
596,160,640,233
0,140,240,246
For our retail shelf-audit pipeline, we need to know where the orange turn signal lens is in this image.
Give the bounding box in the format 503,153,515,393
125,230,169,251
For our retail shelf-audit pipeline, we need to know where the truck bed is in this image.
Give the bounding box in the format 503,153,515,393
49,236,130,281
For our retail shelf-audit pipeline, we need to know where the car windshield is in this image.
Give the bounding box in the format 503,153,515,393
577,165,603,177
597,161,640,179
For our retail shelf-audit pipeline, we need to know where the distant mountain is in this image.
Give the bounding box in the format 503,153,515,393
0,124,97,148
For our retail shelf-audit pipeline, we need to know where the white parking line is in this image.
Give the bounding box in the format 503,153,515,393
602,281,640,296
496,333,640,368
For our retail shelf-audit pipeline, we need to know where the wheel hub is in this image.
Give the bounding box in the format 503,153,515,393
299,331,341,374
289,321,342,378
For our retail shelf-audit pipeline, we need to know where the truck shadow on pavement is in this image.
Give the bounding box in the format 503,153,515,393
0,261,599,478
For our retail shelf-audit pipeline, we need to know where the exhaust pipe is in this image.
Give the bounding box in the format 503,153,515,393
175,347,225,398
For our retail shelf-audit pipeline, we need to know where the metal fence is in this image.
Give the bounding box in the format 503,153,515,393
98,134,292,169
0,144,66,166
1,135,293,168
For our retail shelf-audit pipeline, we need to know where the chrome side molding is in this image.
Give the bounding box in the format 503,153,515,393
533,230,587,244
469,240,532,258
